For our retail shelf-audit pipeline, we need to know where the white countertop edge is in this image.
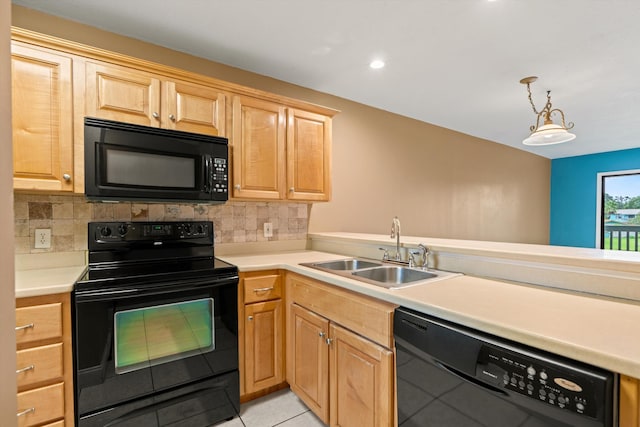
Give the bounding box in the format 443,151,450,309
15,265,85,299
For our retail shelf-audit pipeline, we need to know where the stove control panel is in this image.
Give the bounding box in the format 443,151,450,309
91,221,212,244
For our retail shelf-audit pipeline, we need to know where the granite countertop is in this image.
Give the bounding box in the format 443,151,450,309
220,250,640,379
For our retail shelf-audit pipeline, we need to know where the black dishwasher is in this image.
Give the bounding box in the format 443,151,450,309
394,307,616,427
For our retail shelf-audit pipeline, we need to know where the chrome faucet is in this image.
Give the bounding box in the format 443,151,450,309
390,216,401,261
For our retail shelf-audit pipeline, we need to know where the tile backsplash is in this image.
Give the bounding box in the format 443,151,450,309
14,193,309,254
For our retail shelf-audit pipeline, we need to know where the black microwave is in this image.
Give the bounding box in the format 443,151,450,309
84,117,229,203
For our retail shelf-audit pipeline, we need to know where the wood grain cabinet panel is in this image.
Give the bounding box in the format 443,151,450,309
17,382,65,427
290,303,330,424
165,79,226,136
16,343,64,389
232,95,286,199
86,61,226,136
16,294,73,426
620,375,640,427
244,273,282,304
329,323,393,427
239,271,286,400
286,108,332,201
15,302,62,345
11,42,74,192
244,300,284,394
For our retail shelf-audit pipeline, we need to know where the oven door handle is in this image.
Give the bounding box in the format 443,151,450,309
435,361,508,397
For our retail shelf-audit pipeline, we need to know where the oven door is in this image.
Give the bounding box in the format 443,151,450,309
73,275,239,426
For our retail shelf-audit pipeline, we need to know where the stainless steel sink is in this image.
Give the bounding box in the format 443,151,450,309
300,258,461,289
306,259,382,271
352,266,436,284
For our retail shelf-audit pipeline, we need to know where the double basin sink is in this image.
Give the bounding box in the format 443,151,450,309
300,258,461,289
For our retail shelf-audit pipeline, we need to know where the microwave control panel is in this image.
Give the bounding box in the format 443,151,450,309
212,158,228,193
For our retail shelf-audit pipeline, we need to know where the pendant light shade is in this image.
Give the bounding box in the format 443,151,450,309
520,76,575,146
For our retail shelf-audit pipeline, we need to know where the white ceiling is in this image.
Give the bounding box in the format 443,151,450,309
12,0,640,159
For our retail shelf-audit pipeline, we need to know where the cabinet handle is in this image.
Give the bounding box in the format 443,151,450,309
169,114,176,121
15,323,34,331
253,287,274,293
16,365,34,374
152,112,160,119
289,187,295,193
325,337,333,345
318,332,325,338
17,407,35,417
234,184,241,190
248,316,253,321
63,173,71,181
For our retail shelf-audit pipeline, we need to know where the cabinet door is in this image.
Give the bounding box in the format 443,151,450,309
165,80,226,136
329,323,394,427
86,61,161,127
11,43,74,192
290,304,330,423
244,300,284,394
287,109,331,201
620,375,640,427
231,95,286,199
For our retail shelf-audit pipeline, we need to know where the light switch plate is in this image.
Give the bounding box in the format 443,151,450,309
35,228,51,249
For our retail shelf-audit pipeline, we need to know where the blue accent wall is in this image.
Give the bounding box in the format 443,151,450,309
550,148,640,248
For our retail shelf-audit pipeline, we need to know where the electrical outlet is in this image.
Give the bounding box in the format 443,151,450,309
263,222,273,238
35,228,51,249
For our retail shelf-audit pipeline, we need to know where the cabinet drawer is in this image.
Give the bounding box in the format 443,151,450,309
17,343,64,389
16,303,62,345
244,273,282,303
17,382,64,426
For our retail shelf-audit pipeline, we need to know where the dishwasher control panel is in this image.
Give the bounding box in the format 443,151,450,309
477,344,602,418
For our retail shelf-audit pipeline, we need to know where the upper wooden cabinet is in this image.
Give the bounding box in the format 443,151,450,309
85,60,226,136
11,42,74,192
232,96,333,201
11,28,337,197
232,95,286,200
287,109,332,201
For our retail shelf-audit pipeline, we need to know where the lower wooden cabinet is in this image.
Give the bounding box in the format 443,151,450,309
620,375,640,427
16,293,73,427
286,273,396,427
244,299,284,394
239,270,286,399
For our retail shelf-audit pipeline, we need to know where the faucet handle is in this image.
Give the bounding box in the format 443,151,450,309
378,247,390,261
408,251,419,268
417,243,429,269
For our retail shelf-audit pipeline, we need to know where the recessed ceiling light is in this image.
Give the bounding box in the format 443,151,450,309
369,60,385,69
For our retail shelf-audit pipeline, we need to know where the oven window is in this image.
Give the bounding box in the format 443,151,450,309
114,298,214,374
106,148,196,188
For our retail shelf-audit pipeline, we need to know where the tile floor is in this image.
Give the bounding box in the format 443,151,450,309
216,388,326,427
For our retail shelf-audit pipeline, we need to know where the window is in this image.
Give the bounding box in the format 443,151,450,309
596,170,640,251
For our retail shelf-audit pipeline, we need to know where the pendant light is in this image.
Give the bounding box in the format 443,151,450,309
520,76,575,146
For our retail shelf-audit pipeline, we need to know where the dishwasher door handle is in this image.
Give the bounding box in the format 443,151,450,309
435,361,508,397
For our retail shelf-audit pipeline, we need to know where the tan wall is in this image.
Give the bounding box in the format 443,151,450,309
12,5,551,244
2,0,17,423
